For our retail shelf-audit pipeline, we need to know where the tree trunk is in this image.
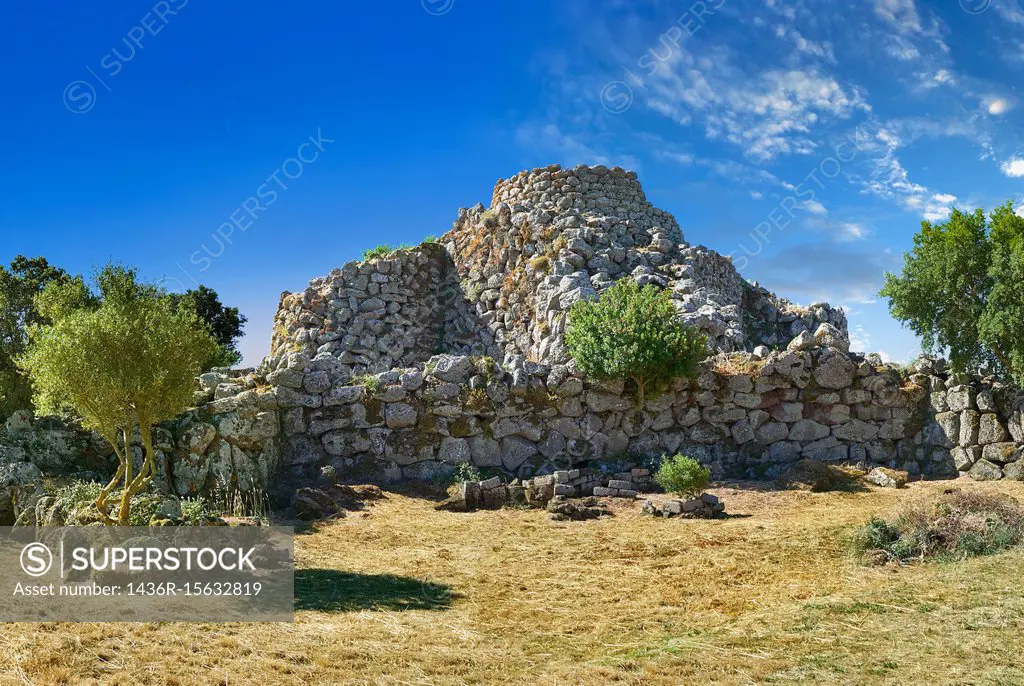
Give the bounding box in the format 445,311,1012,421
96,427,128,526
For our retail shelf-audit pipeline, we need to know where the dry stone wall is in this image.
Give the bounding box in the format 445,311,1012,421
265,244,495,379
200,347,1023,505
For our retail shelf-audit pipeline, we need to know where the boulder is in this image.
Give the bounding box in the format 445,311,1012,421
968,459,1003,481
776,458,856,492
865,467,908,489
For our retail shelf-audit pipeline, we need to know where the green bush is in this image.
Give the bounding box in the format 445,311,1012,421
854,491,1024,564
565,279,707,404
654,454,710,499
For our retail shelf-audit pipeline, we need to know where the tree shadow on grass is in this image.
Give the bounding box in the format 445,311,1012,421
295,569,455,612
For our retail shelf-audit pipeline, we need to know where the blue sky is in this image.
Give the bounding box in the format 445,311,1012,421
1,0,1022,365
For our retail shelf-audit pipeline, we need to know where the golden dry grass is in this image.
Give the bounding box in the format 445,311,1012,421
4,478,1024,684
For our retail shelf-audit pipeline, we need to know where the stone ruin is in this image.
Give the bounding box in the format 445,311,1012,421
4,164,1024,516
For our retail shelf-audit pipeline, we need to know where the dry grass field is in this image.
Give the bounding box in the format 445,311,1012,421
3,477,1024,685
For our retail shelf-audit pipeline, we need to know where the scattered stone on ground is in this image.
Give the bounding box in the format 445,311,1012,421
642,492,725,519
865,466,909,489
776,458,863,492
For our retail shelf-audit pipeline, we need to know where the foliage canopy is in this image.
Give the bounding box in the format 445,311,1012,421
881,202,1024,384
654,454,711,499
565,279,707,403
0,257,75,416
18,264,218,524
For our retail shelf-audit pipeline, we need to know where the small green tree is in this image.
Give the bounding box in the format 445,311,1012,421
565,279,707,403
18,265,218,525
654,454,710,499
881,202,1024,383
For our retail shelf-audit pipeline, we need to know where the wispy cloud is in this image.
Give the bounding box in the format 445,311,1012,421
644,47,869,160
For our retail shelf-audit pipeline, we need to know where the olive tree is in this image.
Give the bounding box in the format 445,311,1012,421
565,278,707,404
19,265,217,524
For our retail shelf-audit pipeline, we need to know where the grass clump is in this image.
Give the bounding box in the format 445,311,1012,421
352,373,382,393
654,454,710,499
854,491,1024,564
362,243,414,261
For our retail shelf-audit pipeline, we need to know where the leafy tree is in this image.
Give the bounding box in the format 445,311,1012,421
168,286,247,368
565,278,707,404
18,264,218,525
881,202,1024,383
0,256,74,416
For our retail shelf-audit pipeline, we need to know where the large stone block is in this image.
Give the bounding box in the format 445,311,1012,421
946,385,975,412
438,437,472,464
788,419,830,442
770,403,804,423
959,410,980,446
755,421,790,445
469,436,502,467
982,442,1021,464
833,419,880,442
501,436,539,470
922,412,958,448
968,458,1003,481
978,414,1009,445
813,350,856,389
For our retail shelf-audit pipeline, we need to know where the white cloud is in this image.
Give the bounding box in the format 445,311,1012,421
918,69,955,89
859,124,959,221
839,222,867,241
985,97,1014,115
1016,204,1024,218
872,0,922,34
655,150,694,165
513,122,636,169
645,49,870,161
922,193,958,221
750,190,764,200
993,1,1024,25
1001,157,1024,178
772,24,836,63
803,200,828,215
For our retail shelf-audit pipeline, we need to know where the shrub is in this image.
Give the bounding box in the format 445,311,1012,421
854,491,1024,564
654,454,710,499
565,279,707,404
